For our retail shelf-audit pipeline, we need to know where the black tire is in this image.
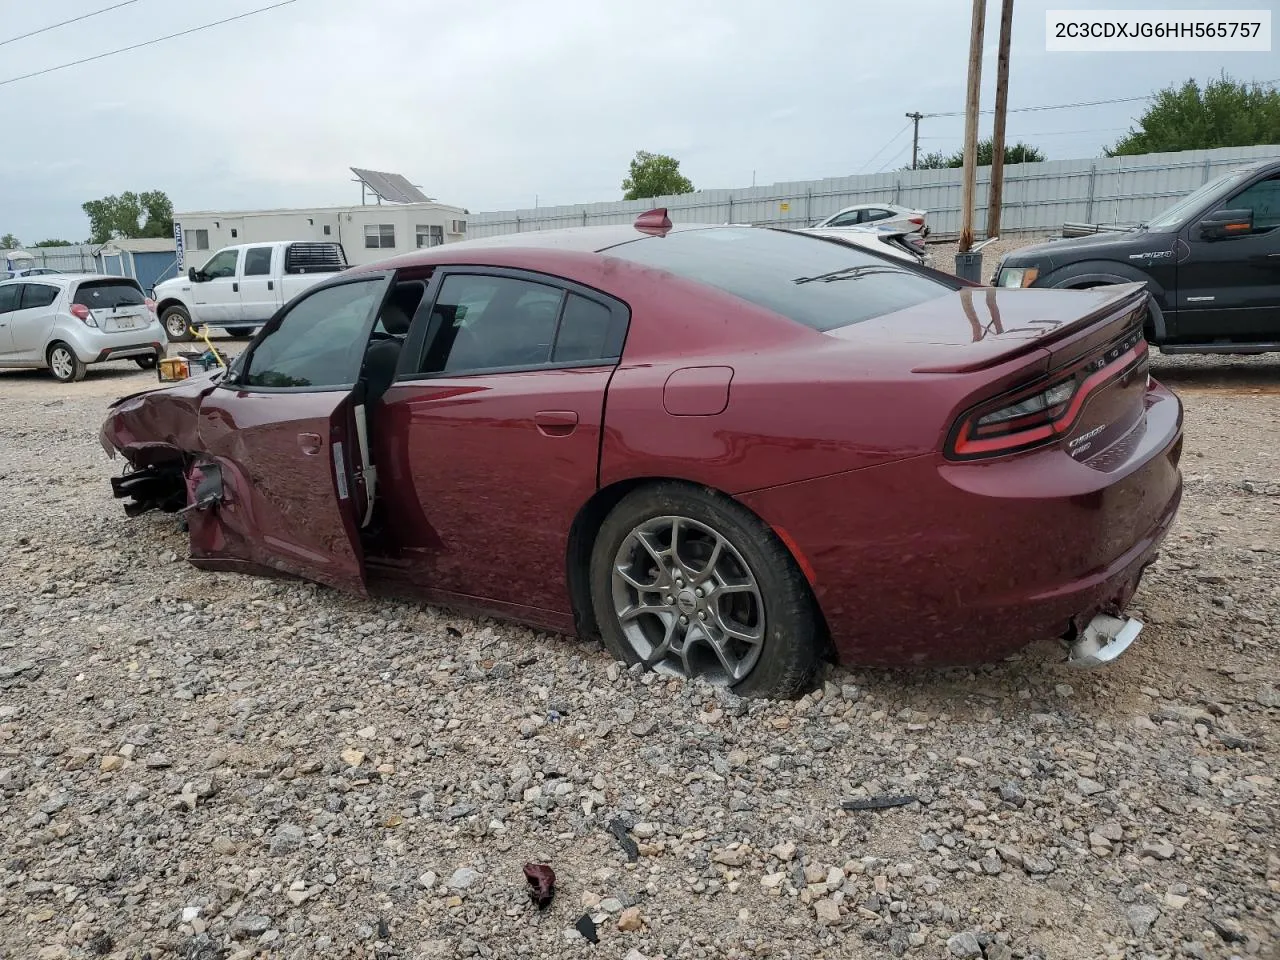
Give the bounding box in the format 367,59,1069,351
47,342,87,383
161,305,195,343
589,482,820,699
225,326,254,338
134,354,158,370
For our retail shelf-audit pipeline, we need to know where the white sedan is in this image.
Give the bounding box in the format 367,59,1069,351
811,203,929,236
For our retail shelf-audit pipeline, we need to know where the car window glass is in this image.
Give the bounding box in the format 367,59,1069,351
1223,174,1280,232
420,274,564,374
552,294,624,363
244,247,273,276
829,211,859,226
865,209,892,223
74,280,144,308
19,283,59,309
243,280,382,388
611,228,951,333
0,285,19,314
201,249,239,279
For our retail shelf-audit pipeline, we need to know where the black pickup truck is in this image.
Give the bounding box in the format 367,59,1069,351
991,158,1280,354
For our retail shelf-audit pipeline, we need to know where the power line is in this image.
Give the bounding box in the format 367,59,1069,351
0,0,299,87
0,0,140,48
875,144,911,174
858,121,912,174
920,77,1280,119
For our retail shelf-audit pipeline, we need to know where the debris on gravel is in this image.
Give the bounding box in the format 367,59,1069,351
0,345,1278,958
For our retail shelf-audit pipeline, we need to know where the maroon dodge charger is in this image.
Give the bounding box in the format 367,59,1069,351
100,213,1184,697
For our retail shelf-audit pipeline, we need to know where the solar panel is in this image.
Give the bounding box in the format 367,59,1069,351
350,167,431,204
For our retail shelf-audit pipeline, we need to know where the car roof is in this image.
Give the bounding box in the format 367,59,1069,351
0,272,135,287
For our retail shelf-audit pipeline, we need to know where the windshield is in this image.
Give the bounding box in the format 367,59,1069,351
1146,171,1249,230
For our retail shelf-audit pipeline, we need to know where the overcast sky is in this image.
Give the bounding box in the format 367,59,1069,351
1,0,1276,242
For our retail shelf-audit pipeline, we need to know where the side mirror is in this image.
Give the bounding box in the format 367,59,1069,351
1199,208,1253,240
188,266,199,282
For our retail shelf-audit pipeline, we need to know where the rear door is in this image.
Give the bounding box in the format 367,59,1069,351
193,272,393,593
372,268,627,612
10,282,61,361
1174,171,1280,343
191,247,243,326
238,245,282,323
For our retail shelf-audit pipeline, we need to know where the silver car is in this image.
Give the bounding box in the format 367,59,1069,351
0,274,165,382
811,203,929,236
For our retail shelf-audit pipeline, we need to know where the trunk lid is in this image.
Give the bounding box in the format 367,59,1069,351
830,282,1148,374
75,278,150,333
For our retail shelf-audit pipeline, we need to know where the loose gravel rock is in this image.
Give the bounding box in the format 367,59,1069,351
0,344,1278,959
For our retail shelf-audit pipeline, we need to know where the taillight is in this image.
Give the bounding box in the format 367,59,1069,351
909,216,924,225
70,303,96,326
947,330,1147,460
144,298,156,314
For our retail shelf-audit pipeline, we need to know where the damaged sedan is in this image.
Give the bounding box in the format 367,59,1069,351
100,213,1184,697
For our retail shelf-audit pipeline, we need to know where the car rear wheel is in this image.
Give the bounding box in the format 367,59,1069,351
134,355,158,370
162,305,195,343
226,326,254,338
47,342,87,383
590,482,820,699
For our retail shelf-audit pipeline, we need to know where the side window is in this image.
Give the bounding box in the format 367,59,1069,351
420,275,564,374
1224,175,1280,232
19,283,59,309
364,224,395,249
201,249,239,279
829,210,860,227
552,294,625,363
864,208,893,224
0,285,19,314
244,247,273,276
185,229,209,251
242,280,382,388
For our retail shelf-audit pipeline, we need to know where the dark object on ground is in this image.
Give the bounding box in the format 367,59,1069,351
841,794,918,811
607,818,640,862
524,862,556,908
575,914,599,944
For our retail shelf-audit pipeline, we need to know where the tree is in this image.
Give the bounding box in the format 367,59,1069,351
621,151,694,200
0,233,20,249
33,239,72,247
1106,74,1280,156
909,139,1046,169
82,190,173,244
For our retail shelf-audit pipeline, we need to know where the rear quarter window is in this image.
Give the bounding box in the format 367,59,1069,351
74,279,145,308
609,228,952,332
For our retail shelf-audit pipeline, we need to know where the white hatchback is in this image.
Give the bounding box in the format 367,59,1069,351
0,274,165,382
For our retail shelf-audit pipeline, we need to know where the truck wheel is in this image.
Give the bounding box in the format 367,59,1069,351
226,327,254,338
162,305,195,343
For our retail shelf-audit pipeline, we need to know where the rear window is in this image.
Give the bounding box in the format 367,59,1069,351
74,279,145,308
609,227,951,332
284,242,347,275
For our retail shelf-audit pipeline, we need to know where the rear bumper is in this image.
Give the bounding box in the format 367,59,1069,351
93,342,164,363
742,379,1184,667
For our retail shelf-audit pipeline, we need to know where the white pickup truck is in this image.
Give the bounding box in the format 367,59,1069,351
152,240,348,342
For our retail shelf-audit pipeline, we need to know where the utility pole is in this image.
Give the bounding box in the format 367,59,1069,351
905,112,924,170
957,0,988,259
987,0,1015,239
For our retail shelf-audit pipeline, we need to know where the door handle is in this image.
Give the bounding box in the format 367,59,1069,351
297,432,323,455
534,410,579,437
268,280,274,290
232,282,239,293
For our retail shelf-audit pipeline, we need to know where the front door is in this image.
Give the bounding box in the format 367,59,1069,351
1174,171,1280,343
238,245,281,324
191,272,393,593
371,268,628,617
192,247,243,326
0,284,19,360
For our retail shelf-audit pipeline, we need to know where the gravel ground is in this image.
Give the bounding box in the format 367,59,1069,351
1,326,1278,960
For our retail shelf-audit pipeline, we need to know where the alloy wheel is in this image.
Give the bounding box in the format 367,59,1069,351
610,515,765,684
50,347,74,381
